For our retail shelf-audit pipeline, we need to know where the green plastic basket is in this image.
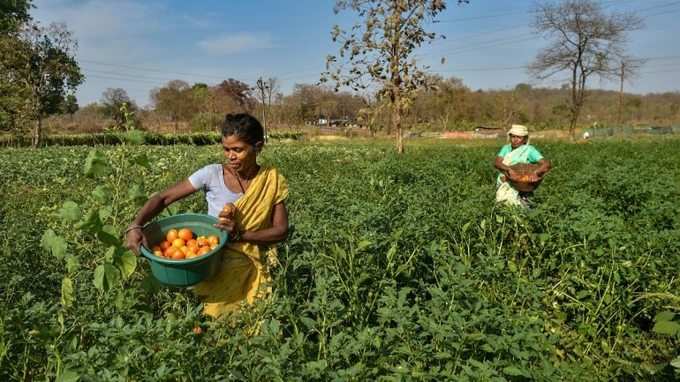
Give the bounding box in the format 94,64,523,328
140,213,228,287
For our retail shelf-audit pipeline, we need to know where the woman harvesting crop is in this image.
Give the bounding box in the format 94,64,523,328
125,113,289,318
494,124,551,208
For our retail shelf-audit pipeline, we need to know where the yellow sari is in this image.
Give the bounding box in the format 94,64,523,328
193,166,288,318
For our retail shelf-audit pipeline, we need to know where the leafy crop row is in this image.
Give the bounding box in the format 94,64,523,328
1,139,678,380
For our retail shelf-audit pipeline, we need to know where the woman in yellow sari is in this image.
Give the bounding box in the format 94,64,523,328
125,113,289,318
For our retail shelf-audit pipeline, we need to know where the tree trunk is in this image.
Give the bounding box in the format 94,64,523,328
32,117,42,148
570,67,579,141
441,112,450,131
393,102,403,154
618,62,625,124
568,112,578,141
261,107,267,143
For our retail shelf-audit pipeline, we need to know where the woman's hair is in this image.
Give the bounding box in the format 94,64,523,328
220,113,264,146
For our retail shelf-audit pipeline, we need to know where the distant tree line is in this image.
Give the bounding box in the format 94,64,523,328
3,0,679,142
42,76,680,135
45,80,369,134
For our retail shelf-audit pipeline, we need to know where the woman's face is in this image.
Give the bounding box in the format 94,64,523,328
222,135,260,173
509,134,527,149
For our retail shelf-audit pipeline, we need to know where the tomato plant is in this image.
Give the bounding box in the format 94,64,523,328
0,139,678,380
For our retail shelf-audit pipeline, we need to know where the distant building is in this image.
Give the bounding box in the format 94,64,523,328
473,126,503,138
329,118,352,127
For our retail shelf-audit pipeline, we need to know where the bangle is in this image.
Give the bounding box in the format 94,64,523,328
230,230,243,242
124,224,143,234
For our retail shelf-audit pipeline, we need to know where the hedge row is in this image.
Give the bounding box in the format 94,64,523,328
0,131,304,147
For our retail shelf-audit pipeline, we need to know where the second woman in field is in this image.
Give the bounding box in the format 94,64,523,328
494,124,551,208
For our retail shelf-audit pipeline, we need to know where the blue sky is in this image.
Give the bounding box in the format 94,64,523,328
32,0,680,107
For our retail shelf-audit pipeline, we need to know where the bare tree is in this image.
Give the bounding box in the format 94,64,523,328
265,77,279,126
255,77,268,137
254,77,279,140
529,0,643,139
322,0,469,153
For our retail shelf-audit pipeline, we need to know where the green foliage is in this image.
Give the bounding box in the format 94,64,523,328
1,139,679,380
101,88,138,130
0,131,305,147
119,102,139,131
190,112,223,132
40,229,67,259
83,149,111,177
654,312,680,336
0,0,32,34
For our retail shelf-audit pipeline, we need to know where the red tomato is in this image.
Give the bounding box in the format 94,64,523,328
166,229,178,242
207,235,219,246
178,228,193,241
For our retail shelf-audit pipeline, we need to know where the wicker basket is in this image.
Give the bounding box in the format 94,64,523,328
508,163,542,193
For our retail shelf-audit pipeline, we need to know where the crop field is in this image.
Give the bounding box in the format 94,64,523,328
1,139,679,381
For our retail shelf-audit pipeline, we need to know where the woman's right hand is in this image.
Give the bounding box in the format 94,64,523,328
222,203,236,218
214,203,238,233
125,228,148,256
507,169,519,182
214,215,236,234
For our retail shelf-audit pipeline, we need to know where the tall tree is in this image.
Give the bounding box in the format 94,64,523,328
150,80,191,132
323,0,469,153
412,75,468,130
18,22,84,146
0,0,32,35
255,77,269,138
255,77,279,139
101,87,136,129
529,0,643,139
190,82,211,113
63,93,78,118
0,0,33,133
215,78,255,112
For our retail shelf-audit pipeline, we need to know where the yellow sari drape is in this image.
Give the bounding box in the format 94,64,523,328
192,166,288,318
